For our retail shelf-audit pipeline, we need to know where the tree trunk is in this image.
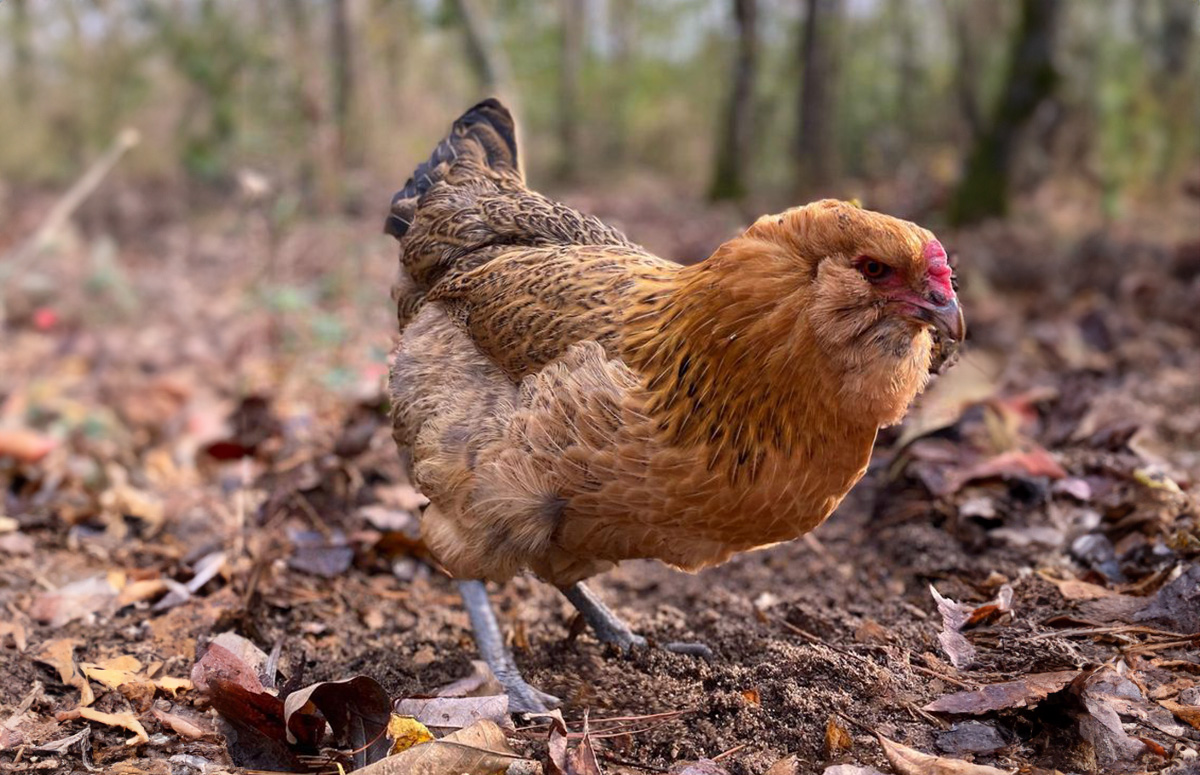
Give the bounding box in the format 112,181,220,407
949,0,1062,226
454,0,515,102
556,0,586,183
709,0,758,201
11,0,34,107
606,0,635,159
794,0,843,197
330,0,360,168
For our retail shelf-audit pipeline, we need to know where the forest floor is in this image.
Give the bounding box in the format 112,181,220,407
1,181,1199,775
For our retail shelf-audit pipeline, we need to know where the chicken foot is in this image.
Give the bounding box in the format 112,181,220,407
457,579,561,713
561,582,714,659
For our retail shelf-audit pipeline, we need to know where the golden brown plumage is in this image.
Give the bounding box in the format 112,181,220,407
386,99,963,589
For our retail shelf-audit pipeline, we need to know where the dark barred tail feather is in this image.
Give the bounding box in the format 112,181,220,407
384,98,519,240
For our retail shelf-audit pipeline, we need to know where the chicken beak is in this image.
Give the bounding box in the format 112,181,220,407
914,297,965,342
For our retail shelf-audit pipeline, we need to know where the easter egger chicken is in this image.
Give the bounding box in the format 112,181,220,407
384,100,964,711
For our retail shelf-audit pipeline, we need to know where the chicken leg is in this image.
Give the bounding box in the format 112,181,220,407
457,580,560,713
561,582,713,658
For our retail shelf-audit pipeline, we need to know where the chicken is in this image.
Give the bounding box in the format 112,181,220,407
385,99,964,711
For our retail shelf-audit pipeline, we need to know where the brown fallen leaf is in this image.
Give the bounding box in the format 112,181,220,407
824,714,852,757
282,675,392,768
929,586,976,669
822,766,887,775
155,676,192,697
151,704,213,740
565,712,603,775
1159,700,1200,730
30,575,120,627
878,735,1011,775
1039,573,1117,601
924,671,1081,714
764,755,800,775
0,620,28,652
35,639,95,706
57,706,150,746
357,719,533,775
532,710,571,775
0,427,57,462
395,695,513,733
190,634,269,694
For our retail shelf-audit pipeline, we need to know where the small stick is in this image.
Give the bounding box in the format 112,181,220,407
2,128,141,274
712,742,751,761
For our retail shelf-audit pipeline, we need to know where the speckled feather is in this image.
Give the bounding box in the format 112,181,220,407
387,100,952,585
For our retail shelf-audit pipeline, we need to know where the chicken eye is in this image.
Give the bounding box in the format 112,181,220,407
858,258,892,282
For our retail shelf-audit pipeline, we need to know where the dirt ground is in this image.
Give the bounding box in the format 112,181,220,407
1,185,1199,775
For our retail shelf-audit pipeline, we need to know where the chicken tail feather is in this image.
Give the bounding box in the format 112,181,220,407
384,98,519,240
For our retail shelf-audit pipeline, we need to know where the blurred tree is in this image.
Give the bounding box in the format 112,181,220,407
605,0,636,160
330,0,362,168
10,0,34,108
794,0,843,196
950,0,1063,225
557,0,586,182
140,0,250,182
709,0,758,201
454,0,516,101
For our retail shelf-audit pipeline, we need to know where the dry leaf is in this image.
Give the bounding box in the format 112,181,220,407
57,706,149,746
924,671,1081,714
151,705,212,740
1039,573,1117,600
1159,700,1200,730
282,675,391,767
0,427,57,462
764,755,801,775
358,719,530,775
394,695,513,733
155,676,192,697
389,714,436,755
35,639,95,706
30,575,119,627
930,586,976,669
564,713,603,775
824,715,852,757
822,766,887,775
878,735,1011,775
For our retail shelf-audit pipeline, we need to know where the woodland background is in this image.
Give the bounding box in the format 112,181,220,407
2,2,1200,775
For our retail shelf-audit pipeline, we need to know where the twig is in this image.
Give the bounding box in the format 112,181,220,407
2,128,140,277
1030,625,1192,641
712,742,751,761
908,662,978,690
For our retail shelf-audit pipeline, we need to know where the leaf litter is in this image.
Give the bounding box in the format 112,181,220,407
3,196,1200,774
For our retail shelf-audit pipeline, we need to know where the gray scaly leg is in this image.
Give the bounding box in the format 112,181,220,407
561,582,713,659
457,579,560,713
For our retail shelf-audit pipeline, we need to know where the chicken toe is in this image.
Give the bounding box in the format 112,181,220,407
457,580,561,713
562,582,712,659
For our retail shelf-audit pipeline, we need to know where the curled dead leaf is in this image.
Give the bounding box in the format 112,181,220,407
878,734,1011,775
357,718,534,775
282,675,391,767
924,671,1081,715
